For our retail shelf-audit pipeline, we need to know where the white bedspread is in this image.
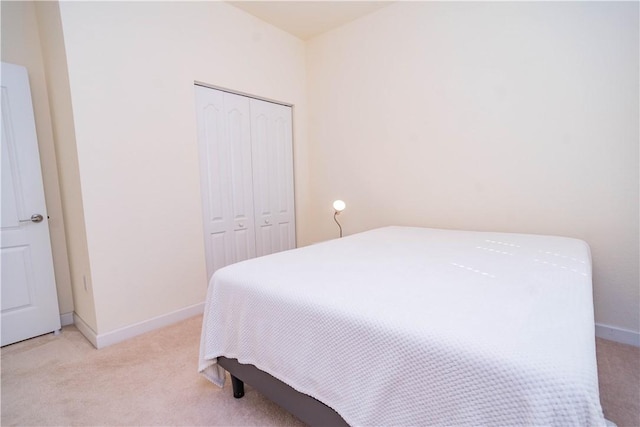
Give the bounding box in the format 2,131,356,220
199,226,605,426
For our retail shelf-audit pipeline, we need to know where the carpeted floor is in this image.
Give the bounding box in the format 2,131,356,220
1,315,638,426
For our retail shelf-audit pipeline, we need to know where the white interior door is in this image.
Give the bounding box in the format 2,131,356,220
195,86,256,281
1,62,61,346
250,98,295,257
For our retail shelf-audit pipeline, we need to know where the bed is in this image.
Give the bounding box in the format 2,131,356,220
199,226,606,426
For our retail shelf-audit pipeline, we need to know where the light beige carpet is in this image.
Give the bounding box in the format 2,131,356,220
1,316,302,426
1,315,638,426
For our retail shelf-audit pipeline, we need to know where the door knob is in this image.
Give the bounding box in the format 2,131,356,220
264,219,270,224
19,214,44,223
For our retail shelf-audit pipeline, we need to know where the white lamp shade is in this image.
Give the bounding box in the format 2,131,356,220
333,200,346,212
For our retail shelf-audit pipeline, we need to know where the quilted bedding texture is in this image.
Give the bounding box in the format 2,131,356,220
199,226,605,426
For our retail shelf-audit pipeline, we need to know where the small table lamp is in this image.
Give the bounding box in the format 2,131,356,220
333,200,346,237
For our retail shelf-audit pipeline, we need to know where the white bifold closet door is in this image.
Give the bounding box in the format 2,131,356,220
195,85,295,281
250,98,295,257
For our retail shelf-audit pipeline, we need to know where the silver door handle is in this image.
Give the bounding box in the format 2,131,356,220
19,214,44,223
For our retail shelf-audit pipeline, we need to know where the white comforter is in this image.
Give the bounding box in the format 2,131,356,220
199,226,605,426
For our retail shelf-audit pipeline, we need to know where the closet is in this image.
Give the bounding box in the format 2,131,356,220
194,85,296,281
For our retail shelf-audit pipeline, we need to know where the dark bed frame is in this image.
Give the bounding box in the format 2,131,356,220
217,356,349,426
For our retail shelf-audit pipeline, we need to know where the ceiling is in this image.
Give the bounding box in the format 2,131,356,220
228,1,393,40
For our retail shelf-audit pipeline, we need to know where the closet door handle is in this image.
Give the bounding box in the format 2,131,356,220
264,219,270,225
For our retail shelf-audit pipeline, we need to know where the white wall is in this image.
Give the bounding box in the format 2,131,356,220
55,1,308,334
35,1,97,330
25,1,638,342
307,2,639,333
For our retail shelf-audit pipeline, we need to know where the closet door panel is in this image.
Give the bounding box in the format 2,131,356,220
252,112,272,220
258,226,274,257
196,87,257,281
278,223,291,252
209,231,229,274
233,228,254,263
222,92,257,263
224,93,256,232
251,104,275,254
196,86,233,280
250,99,295,257
270,103,295,253
271,103,295,252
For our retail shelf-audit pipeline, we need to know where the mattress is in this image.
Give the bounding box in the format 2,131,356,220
199,226,605,426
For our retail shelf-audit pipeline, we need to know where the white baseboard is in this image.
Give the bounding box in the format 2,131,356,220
60,312,74,326
595,323,640,347
73,303,205,349
93,302,205,349
73,313,98,348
